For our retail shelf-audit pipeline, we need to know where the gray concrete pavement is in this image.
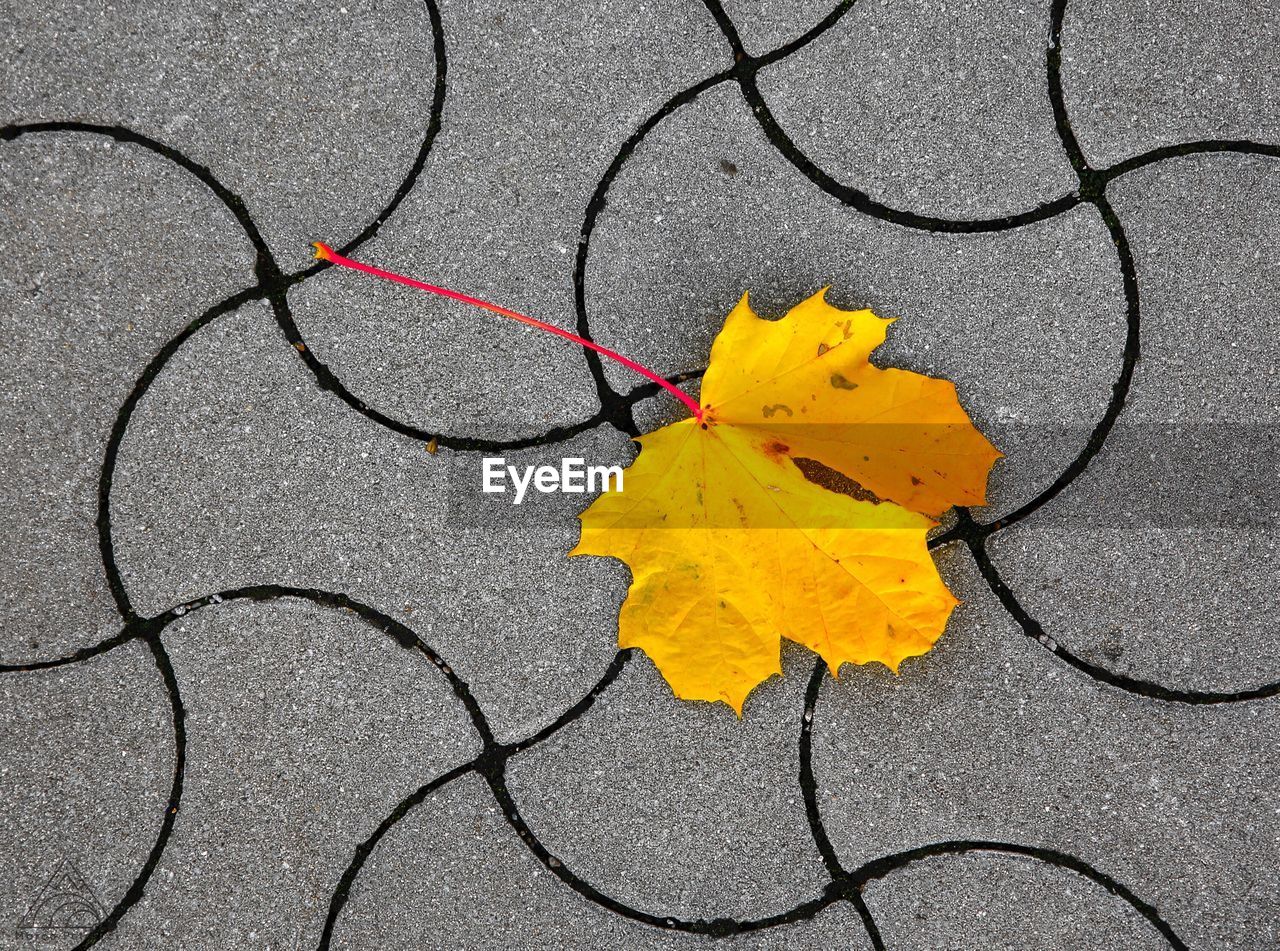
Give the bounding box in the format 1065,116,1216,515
2,0,1278,949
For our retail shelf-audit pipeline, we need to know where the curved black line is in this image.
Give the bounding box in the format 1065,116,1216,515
0,126,277,621
97,286,264,621
711,0,1089,234
571,0,864,434
484,763,840,936
798,657,885,951
739,77,1085,233
317,758,478,948
274,0,628,449
966,148,1280,702
287,0,447,283
849,839,1188,950
314,639,639,944
189,586,629,747
0,122,274,279
266,285,620,452
799,659,845,878
74,633,186,949
975,195,1139,534
572,67,737,427
701,0,750,60
0,625,142,673
150,583,496,744
2,0,449,288
1100,139,1280,183
969,536,1280,704
849,890,886,951
503,649,633,754
268,19,728,455
0,270,266,653
1045,0,1090,176
55,583,494,949
753,1,860,69
958,0,1139,537
614,368,707,415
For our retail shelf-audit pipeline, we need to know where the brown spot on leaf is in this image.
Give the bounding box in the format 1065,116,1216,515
763,440,790,459
910,475,922,486
762,403,793,418
829,372,858,390
816,342,830,357
793,458,883,504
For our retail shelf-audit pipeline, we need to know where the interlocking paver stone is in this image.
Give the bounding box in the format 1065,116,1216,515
0,643,171,951
111,302,450,614
810,547,1280,949
988,151,1280,692
506,649,827,920
755,0,1078,218
112,303,632,741
1062,0,1280,167
330,772,872,950
861,851,1169,950
0,135,254,663
98,600,479,949
1,0,439,271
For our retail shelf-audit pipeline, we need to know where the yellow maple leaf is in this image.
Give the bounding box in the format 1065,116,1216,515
571,290,1001,713
306,246,999,714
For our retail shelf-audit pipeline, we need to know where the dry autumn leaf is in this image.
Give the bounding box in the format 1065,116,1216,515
571,290,1001,713
310,245,1000,714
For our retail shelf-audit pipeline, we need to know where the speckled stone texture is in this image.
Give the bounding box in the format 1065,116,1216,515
2,0,1278,949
